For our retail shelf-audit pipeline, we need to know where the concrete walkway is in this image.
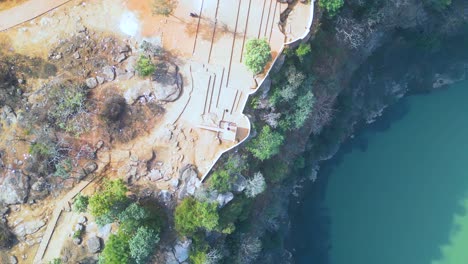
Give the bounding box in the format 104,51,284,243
0,0,72,32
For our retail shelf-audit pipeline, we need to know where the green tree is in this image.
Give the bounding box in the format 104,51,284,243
244,39,271,74
174,197,219,236
319,0,344,17
118,203,149,234
295,43,311,60
129,227,160,264
73,194,89,213
247,126,284,161
89,179,128,218
48,259,62,264
190,250,207,264
290,91,315,129
136,55,156,77
209,169,232,193
100,232,130,264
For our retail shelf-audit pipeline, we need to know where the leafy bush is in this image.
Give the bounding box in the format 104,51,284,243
89,179,128,218
247,126,284,161
100,232,130,264
72,229,83,239
136,55,156,77
129,227,160,264
73,194,89,213
319,0,344,17
209,169,232,193
244,39,271,74
54,158,72,179
190,250,208,264
48,259,62,264
295,43,311,60
175,197,219,236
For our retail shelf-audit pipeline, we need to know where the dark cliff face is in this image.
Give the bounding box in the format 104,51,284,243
258,1,468,262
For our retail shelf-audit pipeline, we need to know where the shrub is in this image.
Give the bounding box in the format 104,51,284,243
175,197,219,236
89,179,128,218
244,172,266,198
152,0,176,16
319,0,344,17
48,259,62,264
54,158,72,179
190,250,208,264
247,126,284,161
244,39,271,74
209,169,232,193
100,232,130,264
48,83,88,133
295,43,311,60
129,227,160,264
73,194,89,213
136,55,156,77
72,229,83,239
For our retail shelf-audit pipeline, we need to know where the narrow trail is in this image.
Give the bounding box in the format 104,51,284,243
0,0,72,32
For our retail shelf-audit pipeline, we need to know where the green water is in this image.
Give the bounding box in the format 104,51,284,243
290,81,468,264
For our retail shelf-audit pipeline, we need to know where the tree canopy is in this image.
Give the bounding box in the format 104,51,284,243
175,197,219,236
89,179,128,218
244,39,271,74
247,126,284,161
319,0,344,17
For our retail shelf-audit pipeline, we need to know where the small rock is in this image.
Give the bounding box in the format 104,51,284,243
86,236,102,254
10,255,18,264
101,66,115,81
54,53,62,60
96,76,105,84
115,53,127,63
170,178,179,188
85,77,98,89
83,162,98,175
95,140,104,150
173,239,191,263
148,169,163,181
73,52,81,59
75,223,84,232
77,216,87,224
18,79,24,84
73,237,82,245
119,45,131,53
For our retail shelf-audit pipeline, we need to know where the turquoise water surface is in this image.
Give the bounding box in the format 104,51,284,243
290,81,468,264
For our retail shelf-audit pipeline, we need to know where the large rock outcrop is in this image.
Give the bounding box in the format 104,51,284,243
152,62,182,102
0,170,29,205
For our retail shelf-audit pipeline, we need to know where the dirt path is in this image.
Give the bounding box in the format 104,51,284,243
0,0,72,31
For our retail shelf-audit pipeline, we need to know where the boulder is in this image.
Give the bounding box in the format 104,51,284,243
85,77,98,89
123,80,153,104
101,66,115,82
148,169,163,181
165,251,179,264
13,219,46,238
231,174,247,193
2,105,17,126
0,170,29,205
86,236,102,253
10,255,18,264
177,165,201,199
73,237,82,245
216,192,234,208
152,63,182,102
173,239,191,263
77,216,87,224
83,162,98,175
